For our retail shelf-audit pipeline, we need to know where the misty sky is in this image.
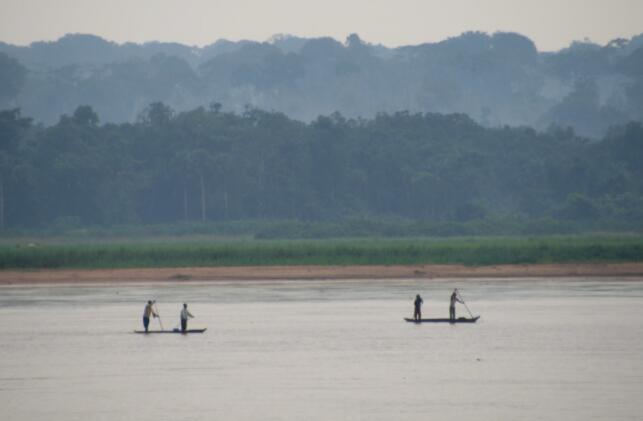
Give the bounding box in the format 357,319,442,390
1,0,642,51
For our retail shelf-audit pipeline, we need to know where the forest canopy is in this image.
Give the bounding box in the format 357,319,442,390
1,104,642,237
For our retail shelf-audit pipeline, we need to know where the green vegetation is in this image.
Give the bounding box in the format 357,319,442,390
2,236,642,269
1,106,643,234
0,217,635,242
3,34,642,270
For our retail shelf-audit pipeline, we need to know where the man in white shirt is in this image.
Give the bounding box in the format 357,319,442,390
180,303,194,332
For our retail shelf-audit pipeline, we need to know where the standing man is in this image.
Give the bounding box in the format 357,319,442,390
180,303,194,332
449,289,463,322
413,294,424,321
143,300,158,332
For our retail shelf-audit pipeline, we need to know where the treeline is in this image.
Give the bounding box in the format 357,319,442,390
1,104,643,235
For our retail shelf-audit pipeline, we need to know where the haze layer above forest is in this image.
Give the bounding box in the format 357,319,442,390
2,31,643,138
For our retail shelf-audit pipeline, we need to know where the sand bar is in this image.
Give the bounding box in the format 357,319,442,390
1,263,643,285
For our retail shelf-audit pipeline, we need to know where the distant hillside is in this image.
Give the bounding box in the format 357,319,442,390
1,31,642,137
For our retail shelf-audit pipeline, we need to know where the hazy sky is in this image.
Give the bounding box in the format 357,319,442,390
1,0,642,51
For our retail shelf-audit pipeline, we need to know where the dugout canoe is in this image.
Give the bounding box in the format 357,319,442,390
134,328,207,334
404,316,480,323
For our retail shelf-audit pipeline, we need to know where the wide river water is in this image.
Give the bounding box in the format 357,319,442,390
1,277,643,420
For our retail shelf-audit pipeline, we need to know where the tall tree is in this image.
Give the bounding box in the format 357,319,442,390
0,109,31,230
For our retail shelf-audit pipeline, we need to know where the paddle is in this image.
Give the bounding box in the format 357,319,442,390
456,290,476,319
153,301,164,331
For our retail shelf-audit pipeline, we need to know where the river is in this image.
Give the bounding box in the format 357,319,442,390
1,277,642,420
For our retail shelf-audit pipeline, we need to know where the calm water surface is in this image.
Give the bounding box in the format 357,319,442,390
1,277,643,420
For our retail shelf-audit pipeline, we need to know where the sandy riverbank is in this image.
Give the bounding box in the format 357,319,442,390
1,262,643,285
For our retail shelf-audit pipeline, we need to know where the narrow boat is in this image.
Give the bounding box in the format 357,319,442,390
134,328,207,334
404,316,480,323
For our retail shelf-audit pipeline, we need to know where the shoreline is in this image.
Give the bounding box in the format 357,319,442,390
1,262,643,285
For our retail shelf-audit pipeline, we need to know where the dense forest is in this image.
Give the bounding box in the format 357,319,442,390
1,104,642,237
1,31,643,138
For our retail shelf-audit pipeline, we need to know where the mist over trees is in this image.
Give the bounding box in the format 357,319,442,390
1,104,642,235
1,31,643,138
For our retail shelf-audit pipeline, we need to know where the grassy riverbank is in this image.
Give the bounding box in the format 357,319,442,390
1,235,643,270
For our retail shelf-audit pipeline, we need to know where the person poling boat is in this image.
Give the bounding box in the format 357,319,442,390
404,289,479,323
142,300,159,332
180,303,194,332
449,289,464,322
413,294,424,321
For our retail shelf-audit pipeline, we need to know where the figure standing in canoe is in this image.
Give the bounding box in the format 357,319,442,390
449,289,464,322
180,303,194,332
142,300,158,333
404,289,479,323
413,294,424,321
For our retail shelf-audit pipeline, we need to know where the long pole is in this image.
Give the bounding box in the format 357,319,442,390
153,301,164,331
457,291,475,319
